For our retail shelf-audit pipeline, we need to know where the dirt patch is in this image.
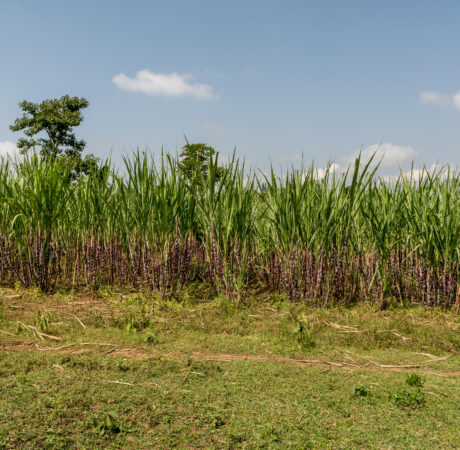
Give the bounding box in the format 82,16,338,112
190,351,460,376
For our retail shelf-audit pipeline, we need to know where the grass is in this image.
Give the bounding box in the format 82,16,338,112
0,287,459,448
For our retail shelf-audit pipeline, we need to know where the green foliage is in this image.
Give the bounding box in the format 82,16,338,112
123,314,150,333
292,320,316,349
389,374,426,408
406,373,424,388
116,361,129,372
352,384,371,397
390,386,425,408
280,313,316,349
9,95,99,178
0,148,458,308
34,311,51,333
179,141,221,182
90,412,122,436
212,415,225,428
144,333,158,344
0,292,458,448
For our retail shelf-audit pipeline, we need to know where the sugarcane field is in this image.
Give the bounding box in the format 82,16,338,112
0,1,459,448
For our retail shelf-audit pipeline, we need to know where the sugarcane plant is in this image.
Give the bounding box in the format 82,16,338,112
0,148,458,311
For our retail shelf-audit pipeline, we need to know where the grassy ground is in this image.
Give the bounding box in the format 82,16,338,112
0,286,459,448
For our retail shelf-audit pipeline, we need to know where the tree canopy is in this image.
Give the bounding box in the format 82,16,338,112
179,142,225,185
10,95,99,177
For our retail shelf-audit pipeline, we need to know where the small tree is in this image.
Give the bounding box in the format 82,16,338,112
179,142,227,242
10,95,99,178
179,142,224,186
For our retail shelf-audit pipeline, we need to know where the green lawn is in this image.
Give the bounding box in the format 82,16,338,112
0,288,459,448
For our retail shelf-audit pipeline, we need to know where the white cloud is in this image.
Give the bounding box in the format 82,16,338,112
113,70,218,100
419,89,460,110
452,91,460,110
345,143,418,168
0,141,19,158
420,91,450,107
314,163,340,179
381,164,455,183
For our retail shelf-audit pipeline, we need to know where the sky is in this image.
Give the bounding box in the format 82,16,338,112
0,0,459,174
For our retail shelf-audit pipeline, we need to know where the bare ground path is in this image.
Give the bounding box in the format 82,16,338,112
1,339,459,376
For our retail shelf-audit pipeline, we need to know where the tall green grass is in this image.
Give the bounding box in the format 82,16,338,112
0,151,458,310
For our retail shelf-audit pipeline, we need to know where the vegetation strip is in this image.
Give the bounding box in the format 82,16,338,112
0,288,459,447
0,150,458,311
2,342,459,376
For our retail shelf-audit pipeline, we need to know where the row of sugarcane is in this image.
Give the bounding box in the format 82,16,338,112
0,151,458,310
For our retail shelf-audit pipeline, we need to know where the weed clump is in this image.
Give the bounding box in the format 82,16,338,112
390,387,425,408
352,384,371,397
89,412,123,437
405,373,424,388
390,375,426,408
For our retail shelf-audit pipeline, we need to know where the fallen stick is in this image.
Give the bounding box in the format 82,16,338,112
18,322,62,341
180,366,193,388
0,330,16,337
420,355,453,364
105,380,135,386
104,379,161,388
413,352,453,362
294,359,360,368
17,322,63,341
368,361,420,369
426,391,442,400
413,352,439,359
324,321,360,331
104,347,119,355
389,331,411,341
36,342,117,351
337,330,364,334
0,339,37,347
73,315,86,329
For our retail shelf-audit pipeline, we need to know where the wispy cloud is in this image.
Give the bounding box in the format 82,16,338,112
0,141,19,158
452,91,460,110
113,70,218,100
344,143,418,168
420,91,451,107
420,90,460,110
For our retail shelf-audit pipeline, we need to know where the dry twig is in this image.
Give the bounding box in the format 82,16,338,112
0,329,16,337
18,322,63,341
73,315,87,329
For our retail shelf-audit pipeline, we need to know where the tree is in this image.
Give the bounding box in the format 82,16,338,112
179,141,228,242
179,141,224,185
10,95,99,178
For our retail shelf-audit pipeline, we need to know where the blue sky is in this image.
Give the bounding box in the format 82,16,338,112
1,0,459,173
